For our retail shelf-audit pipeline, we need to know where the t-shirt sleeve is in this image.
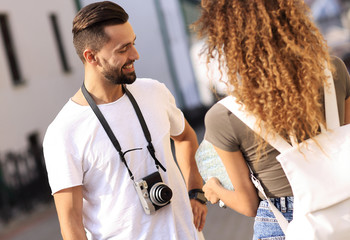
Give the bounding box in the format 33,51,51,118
342,62,350,99
159,83,185,136
43,124,84,195
204,103,240,152
333,56,350,99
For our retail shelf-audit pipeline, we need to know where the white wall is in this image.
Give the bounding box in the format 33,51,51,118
0,0,204,153
0,0,84,152
80,0,202,108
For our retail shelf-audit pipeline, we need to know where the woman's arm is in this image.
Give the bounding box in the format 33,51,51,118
203,146,259,217
53,186,87,240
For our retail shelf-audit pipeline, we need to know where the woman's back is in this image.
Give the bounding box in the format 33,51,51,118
204,56,350,199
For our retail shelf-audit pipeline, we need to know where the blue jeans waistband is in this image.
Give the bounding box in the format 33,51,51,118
254,197,294,239
260,196,294,213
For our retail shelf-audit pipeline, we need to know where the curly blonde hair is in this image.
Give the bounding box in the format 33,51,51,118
193,0,333,144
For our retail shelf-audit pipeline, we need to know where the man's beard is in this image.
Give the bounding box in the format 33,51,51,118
101,60,136,85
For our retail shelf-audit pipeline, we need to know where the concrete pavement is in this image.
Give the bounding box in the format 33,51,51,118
0,202,61,240
0,201,254,240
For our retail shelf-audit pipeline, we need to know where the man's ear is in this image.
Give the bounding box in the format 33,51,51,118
83,49,98,65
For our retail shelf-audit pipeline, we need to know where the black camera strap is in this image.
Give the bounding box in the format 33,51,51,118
122,85,166,172
81,83,166,181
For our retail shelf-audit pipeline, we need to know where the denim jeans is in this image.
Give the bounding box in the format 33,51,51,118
253,197,294,240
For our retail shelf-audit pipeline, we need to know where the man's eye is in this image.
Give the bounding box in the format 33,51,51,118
119,45,132,53
119,47,128,53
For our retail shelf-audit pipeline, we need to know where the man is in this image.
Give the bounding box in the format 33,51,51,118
43,1,207,239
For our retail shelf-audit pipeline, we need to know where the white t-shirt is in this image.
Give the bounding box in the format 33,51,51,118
43,78,199,240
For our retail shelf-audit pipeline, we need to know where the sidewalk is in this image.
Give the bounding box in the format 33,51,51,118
0,202,61,240
0,201,254,240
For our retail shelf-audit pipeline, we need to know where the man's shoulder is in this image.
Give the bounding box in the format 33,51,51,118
47,100,87,132
129,78,169,96
132,78,164,88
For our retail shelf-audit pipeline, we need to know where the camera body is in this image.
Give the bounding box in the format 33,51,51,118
134,171,173,214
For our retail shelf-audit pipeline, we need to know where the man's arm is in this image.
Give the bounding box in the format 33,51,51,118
171,119,207,232
53,186,87,240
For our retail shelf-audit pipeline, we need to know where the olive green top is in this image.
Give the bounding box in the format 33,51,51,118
204,56,350,198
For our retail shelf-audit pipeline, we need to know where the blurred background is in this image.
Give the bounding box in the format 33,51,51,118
0,0,349,239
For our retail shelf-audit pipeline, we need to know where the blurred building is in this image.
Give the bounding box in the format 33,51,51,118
0,0,83,223
308,0,350,62
0,0,83,153
0,0,208,153
0,0,210,223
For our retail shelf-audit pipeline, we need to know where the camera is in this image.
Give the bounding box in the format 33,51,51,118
134,171,173,214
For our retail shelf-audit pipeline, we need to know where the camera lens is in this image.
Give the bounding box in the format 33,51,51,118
150,182,173,206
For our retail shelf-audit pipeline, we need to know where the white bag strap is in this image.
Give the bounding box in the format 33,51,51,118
289,67,338,145
324,67,340,129
247,165,289,233
219,96,292,152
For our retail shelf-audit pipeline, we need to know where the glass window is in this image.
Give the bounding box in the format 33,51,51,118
0,14,24,85
50,13,71,73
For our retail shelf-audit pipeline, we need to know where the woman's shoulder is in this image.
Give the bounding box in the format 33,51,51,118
331,56,350,90
331,55,348,76
205,100,248,136
205,101,230,125
331,55,345,65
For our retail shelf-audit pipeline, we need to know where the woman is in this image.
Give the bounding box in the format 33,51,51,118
193,0,350,239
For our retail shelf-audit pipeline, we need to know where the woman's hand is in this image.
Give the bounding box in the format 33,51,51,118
202,147,260,217
203,177,223,204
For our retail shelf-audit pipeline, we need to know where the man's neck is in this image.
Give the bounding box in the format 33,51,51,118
72,79,124,106
84,81,124,104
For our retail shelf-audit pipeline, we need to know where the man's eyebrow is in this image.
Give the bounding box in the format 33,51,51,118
117,36,137,50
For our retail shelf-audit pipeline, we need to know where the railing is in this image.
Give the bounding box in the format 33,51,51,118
0,133,51,224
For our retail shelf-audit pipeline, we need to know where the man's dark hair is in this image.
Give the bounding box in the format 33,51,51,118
72,1,129,62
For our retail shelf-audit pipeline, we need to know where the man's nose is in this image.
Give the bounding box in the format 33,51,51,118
130,45,139,61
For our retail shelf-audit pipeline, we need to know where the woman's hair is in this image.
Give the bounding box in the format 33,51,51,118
72,1,129,62
193,0,333,145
